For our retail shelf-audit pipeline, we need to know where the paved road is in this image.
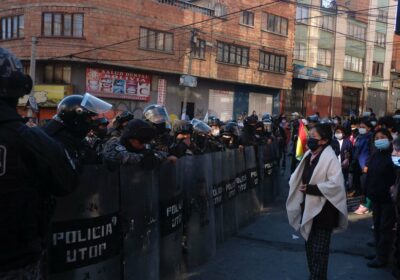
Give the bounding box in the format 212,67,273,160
185,165,394,280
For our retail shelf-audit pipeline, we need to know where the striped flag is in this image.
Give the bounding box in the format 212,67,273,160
295,121,308,161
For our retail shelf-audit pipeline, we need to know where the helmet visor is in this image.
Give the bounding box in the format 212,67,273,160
144,105,170,124
81,93,112,114
191,119,212,134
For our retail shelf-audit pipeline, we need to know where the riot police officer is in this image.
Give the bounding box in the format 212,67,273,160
81,117,110,164
108,110,134,137
143,104,173,153
103,119,167,170
239,115,258,146
43,93,112,166
0,48,78,278
169,120,194,158
220,121,240,149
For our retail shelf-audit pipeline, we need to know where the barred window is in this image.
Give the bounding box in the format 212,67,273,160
294,43,306,61
44,64,71,84
216,41,249,66
375,32,386,48
347,22,366,41
240,11,254,27
139,27,173,53
377,9,388,23
296,6,309,24
372,61,384,77
193,39,206,59
344,55,363,72
263,13,288,36
259,51,286,73
317,49,332,66
0,15,24,40
42,13,83,37
319,15,334,31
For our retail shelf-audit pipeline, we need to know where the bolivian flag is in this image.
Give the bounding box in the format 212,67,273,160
295,121,308,161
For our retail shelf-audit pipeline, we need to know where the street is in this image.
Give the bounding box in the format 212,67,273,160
185,166,394,280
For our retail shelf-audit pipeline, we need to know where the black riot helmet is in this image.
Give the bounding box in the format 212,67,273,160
221,121,240,137
115,111,134,127
0,47,33,99
57,93,112,137
244,115,258,126
191,119,212,136
172,120,193,135
143,104,171,134
121,119,156,144
208,116,221,127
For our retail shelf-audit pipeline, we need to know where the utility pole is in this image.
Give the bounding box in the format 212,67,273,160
181,29,196,120
28,36,38,118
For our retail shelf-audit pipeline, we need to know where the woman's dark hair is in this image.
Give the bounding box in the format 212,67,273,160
373,128,393,141
359,117,373,128
313,123,333,144
334,125,345,134
393,137,400,151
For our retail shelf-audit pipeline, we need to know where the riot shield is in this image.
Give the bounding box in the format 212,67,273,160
211,151,224,244
181,154,216,269
246,145,261,216
222,148,238,239
256,144,265,209
263,142,276,204
120,166,159,280
49,165,121,280
159,161,183,280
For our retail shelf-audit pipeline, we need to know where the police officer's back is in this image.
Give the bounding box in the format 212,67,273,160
0,48,78,276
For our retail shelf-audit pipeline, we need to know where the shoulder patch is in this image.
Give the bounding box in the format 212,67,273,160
0,145,6,176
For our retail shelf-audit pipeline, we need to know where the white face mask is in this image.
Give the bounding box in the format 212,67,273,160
335,133,343,140
333,120,339,125
358,128,367,135
371,121,377,126
211,128,220,137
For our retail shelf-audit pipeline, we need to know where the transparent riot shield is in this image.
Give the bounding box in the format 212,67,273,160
263,142,276,204
245,145,261,217
222,148,238,239
159,161,183,280
256,144,266,209
181,154,216,269
120,166,159,280
49,165,121,280
211,151,224,244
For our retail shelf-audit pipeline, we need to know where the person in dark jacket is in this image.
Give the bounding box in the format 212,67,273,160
365,128,396,268
331,126,353,193
0,48,78,279
239,115,258,146
391,137,400,278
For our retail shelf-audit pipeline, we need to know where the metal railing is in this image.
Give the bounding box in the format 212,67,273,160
156,0,215,17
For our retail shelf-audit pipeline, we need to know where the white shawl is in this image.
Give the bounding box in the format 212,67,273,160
286,145,348,240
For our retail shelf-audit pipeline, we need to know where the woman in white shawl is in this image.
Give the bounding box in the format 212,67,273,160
286,123,348,280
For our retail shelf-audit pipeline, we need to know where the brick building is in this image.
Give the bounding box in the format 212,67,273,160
293,0,396,117
0,0,295,121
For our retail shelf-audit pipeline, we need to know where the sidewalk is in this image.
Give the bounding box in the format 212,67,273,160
184,166,394,280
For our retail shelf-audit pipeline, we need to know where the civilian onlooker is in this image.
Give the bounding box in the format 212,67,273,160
391,137,400,278
364,128,396,268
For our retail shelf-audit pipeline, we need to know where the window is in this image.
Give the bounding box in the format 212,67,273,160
321,0,336,9
347,22,366,41
319,15,334,31
294,43,306,61
259,51,286,73
240,11,254,27
377,9,388,23
296,6,309,24
43,64,71,84
139,27,173,53
372,61,384,77
375,32,386,48
42,13,84,37
317,49,332,66
193,39,206,59
344,55,363,72
263,13,288,36
216,42,249,66
0,15,24,40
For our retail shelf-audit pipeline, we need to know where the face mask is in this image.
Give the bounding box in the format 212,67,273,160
363,112,371,117
392,156,400,167
307,138,320,152
335,133,343,140
333,120,339,125
371,121,377,126
358,128,367,135
374,139,390,150
281,120,286,124
392,133,398,140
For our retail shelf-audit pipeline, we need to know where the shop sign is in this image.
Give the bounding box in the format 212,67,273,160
293,65,328,82
86,68,151,101
180,75,197,87
18,85,73,108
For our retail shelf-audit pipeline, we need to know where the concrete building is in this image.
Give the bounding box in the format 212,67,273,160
292,0,395,117
0,0,295,122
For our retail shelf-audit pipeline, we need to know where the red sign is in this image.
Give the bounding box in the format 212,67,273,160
86,68,151,101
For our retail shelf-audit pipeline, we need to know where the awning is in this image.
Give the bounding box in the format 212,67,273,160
293,64,328,82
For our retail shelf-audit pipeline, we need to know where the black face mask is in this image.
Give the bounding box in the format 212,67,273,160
307,138,320,152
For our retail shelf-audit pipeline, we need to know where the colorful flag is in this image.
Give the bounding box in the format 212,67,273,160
295,121,308,161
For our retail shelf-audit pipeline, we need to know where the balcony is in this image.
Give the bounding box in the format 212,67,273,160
156,0,215,17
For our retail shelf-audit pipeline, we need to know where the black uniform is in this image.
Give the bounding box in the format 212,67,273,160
0,100,78,272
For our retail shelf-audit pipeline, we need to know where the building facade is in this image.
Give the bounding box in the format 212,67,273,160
292,0,395,117
0,0,295,121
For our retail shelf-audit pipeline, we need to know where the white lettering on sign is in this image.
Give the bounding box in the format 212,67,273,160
0,145,6,176
166,200,183,217
53,223,114,246
251,171,259,185
66,243,107,263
